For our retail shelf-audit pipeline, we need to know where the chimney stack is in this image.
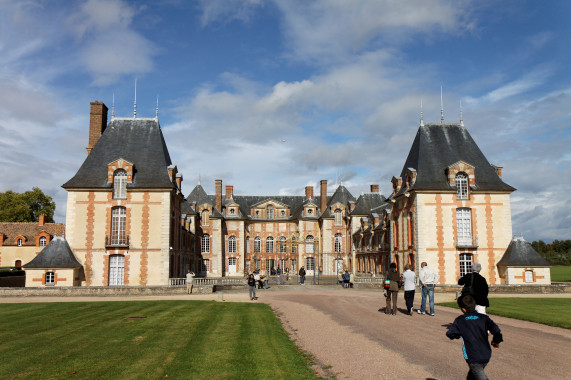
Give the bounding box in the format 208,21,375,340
225,185,233,199
215,179,222,212
87,101,108,155
370,184,379,193
176,174,183,191
38,213,45,226
305,186,314,200
320,180,327,213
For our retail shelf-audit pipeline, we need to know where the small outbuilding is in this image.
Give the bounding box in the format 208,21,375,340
497,237,552,285
23,235,83,287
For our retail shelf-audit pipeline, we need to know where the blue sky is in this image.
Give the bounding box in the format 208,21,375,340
0,0,569,242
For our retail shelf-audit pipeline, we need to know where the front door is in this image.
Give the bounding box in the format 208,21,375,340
109,255,125,286
228,257,237,273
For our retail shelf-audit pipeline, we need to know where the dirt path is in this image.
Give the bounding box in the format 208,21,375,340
262,288,571,379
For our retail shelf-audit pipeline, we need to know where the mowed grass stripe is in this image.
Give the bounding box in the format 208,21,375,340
0,301,318,380
438,297,571,329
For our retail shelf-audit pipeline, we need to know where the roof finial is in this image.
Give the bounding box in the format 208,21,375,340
133,78,137,118
155,95,159,120
111,93,115,120
198,173,201,185
460,99,464,127
440,86,444,123
420,99,424,126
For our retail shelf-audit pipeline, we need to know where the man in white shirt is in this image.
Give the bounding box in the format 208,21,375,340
186,269,195,294
402,264,416,315
417,262,439,316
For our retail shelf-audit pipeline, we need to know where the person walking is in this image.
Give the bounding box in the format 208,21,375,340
402,264,416,315
299,266,306,285
247,273,257,300
342,270,350,288
385,263,400,315
458,262,489,314
446,294,503,380
254,270,262,289
418,262,439,316
185,269,195,294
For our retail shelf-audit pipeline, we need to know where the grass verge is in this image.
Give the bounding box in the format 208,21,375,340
0,301,319,380
439,298,571,329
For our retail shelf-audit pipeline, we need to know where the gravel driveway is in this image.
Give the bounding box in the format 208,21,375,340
261,287,571,379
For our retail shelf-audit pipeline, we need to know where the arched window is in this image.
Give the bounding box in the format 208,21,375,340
334,209,342,226
228,236,236,253
45,271,55,286
17,239,23,246
279,236,287,253
113,169,127,199
39,236,47,247
459,253,472,277
306,235,314,254
334,233,343,253
291,237,297,253
111,207,127,245
267,205,274,219
456,173,469,199
201,234,210,253
202,210,209,226
266,236,274,253
254,237,261,253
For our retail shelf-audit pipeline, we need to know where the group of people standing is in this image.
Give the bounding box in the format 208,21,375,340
384,261,489,317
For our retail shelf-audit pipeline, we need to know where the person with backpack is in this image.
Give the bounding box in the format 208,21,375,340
458,262,489,314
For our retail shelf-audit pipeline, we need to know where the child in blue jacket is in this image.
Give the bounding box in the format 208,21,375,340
446,294,503,380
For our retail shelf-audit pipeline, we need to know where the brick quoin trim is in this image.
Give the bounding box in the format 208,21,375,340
435,194,445,283
85,192,96,286
485,194,496,285
140,192,150,285
124,254,130,285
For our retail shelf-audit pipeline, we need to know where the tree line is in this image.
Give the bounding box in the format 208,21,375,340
0,188,56,223
531,240,571,265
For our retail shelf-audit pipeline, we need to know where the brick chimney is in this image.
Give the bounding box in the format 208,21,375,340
215,179,222,212
225,185,233,199
176,173,182,191
370,184,379,193
305,186,314,200
38,213,45,226
320,180,327,213
87,101,108,155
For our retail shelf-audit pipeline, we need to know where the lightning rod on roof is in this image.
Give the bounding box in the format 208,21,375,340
440,86,444,123
111,93,115,120
420,99,424,126
460,100,464,127
133,78,137,118
156,95,159,120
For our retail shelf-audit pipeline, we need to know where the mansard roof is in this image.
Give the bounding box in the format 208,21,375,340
398,123,515,194
23,236,82,269
352,193,386,215
62,118,175,190
497,237,552,267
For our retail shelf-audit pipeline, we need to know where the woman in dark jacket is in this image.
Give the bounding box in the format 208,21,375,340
247,273,257,300
385,263,401,315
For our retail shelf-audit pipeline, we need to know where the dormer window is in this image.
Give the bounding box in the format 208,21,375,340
17,239,23,246
281,210,286,217
113,169,127,199
39,236,47,247
334,209,342,226
202,210,210,226
267,205,274,219
456,173,469,199
307,208,313,215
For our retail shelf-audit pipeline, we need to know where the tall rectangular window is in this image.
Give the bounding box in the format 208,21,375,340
228,236,236,253
306,257,315,271
201,235,210,254
45,272,55,286
113,170,127,199
459,253,472,277
306,236,314,254
457,208,472,245
201,259,210,272
111,207,127,245
334,209,342,226
456,173,469,199
254,237,261,253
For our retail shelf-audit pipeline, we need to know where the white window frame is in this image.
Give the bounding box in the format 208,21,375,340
228,236,237,253
456,173,469,199
17,239,22,246
39,236,47,247
109,255,125,286
113,169,127,200
459,253,472,277
228,257,237,272
279,236,287,253
45,271,55,286
291,259,297,272
306,257,315,271
201,259,210,273
267,205,274,219
306,235,314,254
111,207,127,245
266,236,274,253
201,234,210,254
202,210,209,226
334,233,343,253
457,208,472,246
254,237,261,253
334,209,342,226
525,270,534,283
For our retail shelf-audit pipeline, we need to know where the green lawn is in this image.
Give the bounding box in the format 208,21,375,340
439,298,571,329
0,301,318,380
550,265,571,282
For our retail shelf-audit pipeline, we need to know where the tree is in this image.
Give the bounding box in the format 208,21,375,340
0,188,56,222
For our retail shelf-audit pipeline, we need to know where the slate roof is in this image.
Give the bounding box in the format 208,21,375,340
62,118,175,190
321,185,356,218
397,123,515,195
352,193,386,215
23,236,82,269
497,237,552,267
0,222,65,246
